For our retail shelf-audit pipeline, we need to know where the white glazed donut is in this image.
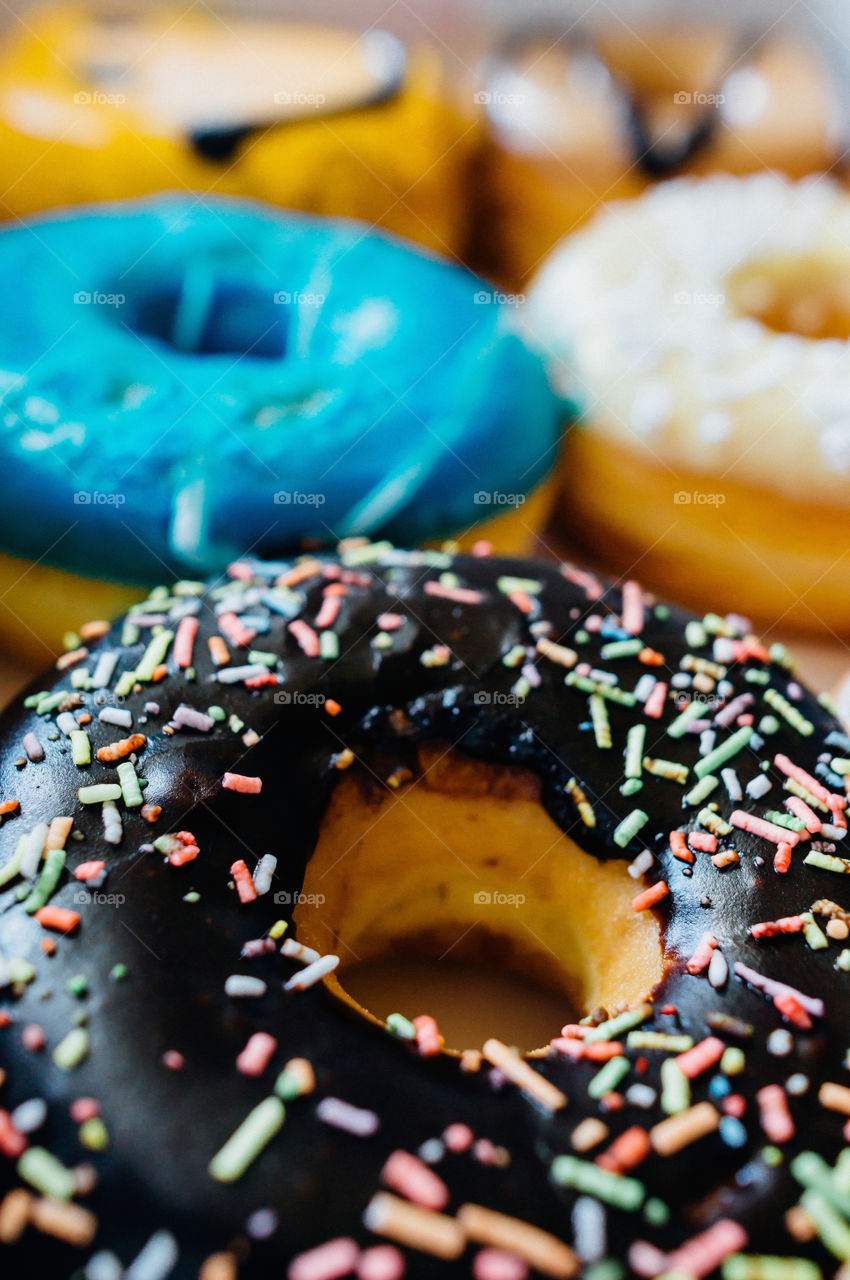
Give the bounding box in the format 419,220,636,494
528,172,850,632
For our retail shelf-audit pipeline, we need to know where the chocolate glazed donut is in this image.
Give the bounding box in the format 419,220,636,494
0,546,849,1279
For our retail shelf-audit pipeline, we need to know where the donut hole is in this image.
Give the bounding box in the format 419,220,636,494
293,746,666,1056
121,277,288,358
729,252,850,340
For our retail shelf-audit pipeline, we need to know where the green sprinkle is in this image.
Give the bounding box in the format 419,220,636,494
341,539,394,565
686,775,719,806
685,621,707,649
589,694,611,750
114,669,136,698
627,1031,694,1053
22,849,65,914
643,1199,670,1227
694,725,753,778
575,629,589,645
643,757,688,784
65,973,88,998
722,1258,821,1280
613,809,649,848
791,1151,850,1216
70,730,91,767
758,716,781,736
601,639,643,660
588,1055,629,1100
585,1004,652,1043
110,963,128,981
135,629,174,682
183,891,200,904
832,759,850,776
800,1188,850,1259
503,645,527,668
805,851,850,875
207,705,226,721
229,714,244,733
385,1012,416,1040
116,761,143,808
769,642,793,669
35,692,66,716
7,957,35,985
209,1096,285,1183
667,700,706,739
320,631,339,660
800,912,829,951
763,810,806,832
566,673,635,706
584,1264,624,1280
698,807,733,836
721,1047,746,1076
497,576,542,596
79,1117,109,1151
625,724,645,780
78,784,122,805
764,687,814,737
0,845,22,888
838,950,850,972
745,669,769,685
53,1027,89,1070
17,1147,75,1200
621,778,643,797
512,676,531,701
660,1058,690,1114
247,650,277,667
550,1154,645,1211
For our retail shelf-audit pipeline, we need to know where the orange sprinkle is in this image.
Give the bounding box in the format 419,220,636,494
174,616,199,669
0,800,19,816
275,560,322,588
79,620,110,641
644,682,668,719
56,647,89,671
325,700,342,717
34,906,80,933
96,734,146,763
596,1125,651,1173
151,664,168,682
40,938,56,956
638,648,665,666
141,804,161,824
508,590,534,615
669,832,693,863
222,773,262,795
632,882,668,912
73,862,105,882
208,636,230,666
774,842,793,874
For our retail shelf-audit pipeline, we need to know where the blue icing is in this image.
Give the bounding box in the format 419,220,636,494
0,197,562,583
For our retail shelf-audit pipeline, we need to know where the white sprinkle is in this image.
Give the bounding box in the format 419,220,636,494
708,948,728,989
628,849,654,879
633,674,656,704
822,824,847,840
91,652,119,689
625,1084,657,1110
628,379,673,435
721,768,743,802
102,800,123,846
284,954,339,991
125,1229,179,1280
572,1195,607,1263
252,854,277,897
56,712,78,737
746,774,772,800
10,1097,47,1133
224,975,268,999
786,1073,810,1096
99,706,133,729
19,823,48,878
767,1029,794,1057
700,730,716,756
217,664,270,684
281,939,321,965
315,1095,379,1137
85,1253,124,1280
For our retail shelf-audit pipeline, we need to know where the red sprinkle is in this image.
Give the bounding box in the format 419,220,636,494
288,619,320,658
34,906,80,933
632,882,668,912
222,773,262,795
174,616,199,669
231,860,258,904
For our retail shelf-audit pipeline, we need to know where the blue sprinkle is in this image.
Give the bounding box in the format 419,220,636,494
709,1075,732,1100
720,1117,748,1149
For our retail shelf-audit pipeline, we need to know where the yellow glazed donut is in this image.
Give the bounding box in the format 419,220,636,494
479,23,840,288
527,172,850,634
0,5,472,258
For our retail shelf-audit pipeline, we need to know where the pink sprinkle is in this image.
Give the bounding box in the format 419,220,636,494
315,1096,379,1137
473,1138,499,1165
381,1150,449,1210
644,682,667,719
289,619,321,657
664,1220,748,1279
70,1098,100,1123
733,962,824,1018
688,832,717,854
774,754,835,806
714,693,754,729
22,733,44,762
219,612,256,648
722,1094,746,1118
756,1084,795,1143
730,810,799,847
472,541,493,557
357,1245,405,1280
675,1037,725,1079
162,1050,185,1071
561,563,603,600
288,1237,360,1280
21,1024,46,1052
443,1122,474,1152
174,616,199,669
236,1032,277,1077
621,580,644,635
377,613,404,631
314,596,341,630
222,773,262,795
231,859,258,904
785,796,822,834
73,861,105,883
412,1014,443,1057
473,1249,529,1280
424,581,483,605
227,561,254,582
685,933,718,975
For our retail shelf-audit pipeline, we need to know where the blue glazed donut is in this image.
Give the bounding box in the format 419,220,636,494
0,197,559,593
